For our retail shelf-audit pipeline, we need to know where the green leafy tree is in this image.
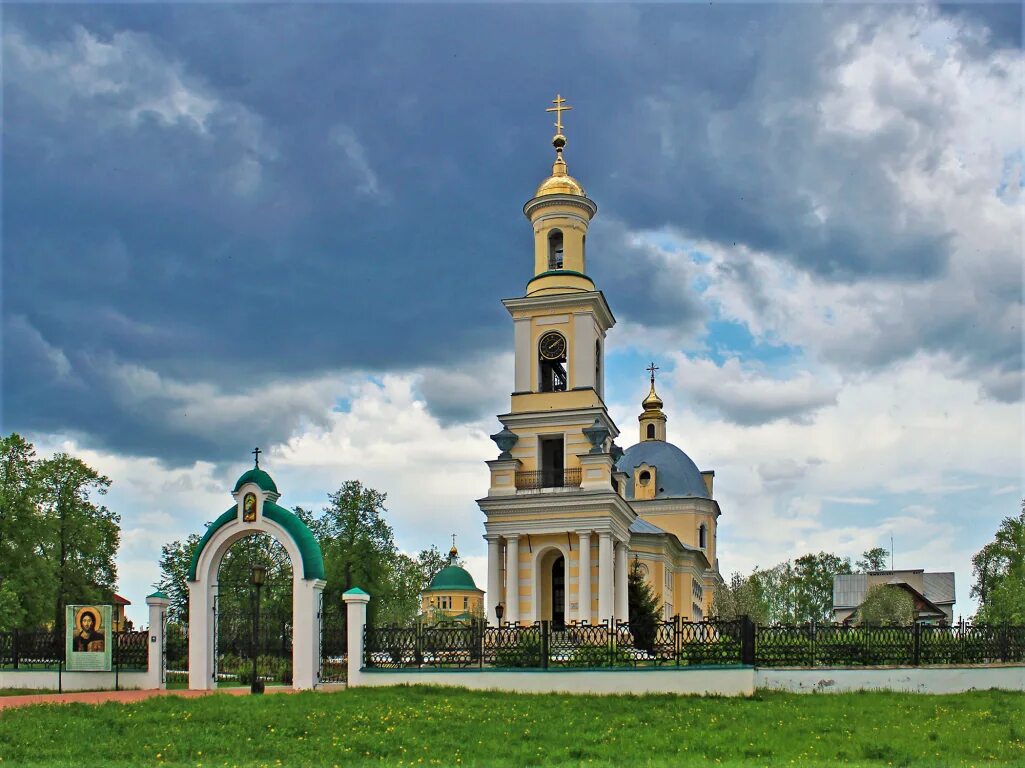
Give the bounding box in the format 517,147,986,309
972,504,1025,624
157,533,200,623
752,552,851,624
856,584,914,626
712,571,769,625
628,559,661,653
856,547,890,572
0,434,48,629
34,453,120,633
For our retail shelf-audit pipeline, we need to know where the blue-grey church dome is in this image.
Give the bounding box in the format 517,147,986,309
616,440,709,500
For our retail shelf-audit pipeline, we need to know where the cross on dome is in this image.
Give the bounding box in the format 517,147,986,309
251,446,262,468
546,94,573,136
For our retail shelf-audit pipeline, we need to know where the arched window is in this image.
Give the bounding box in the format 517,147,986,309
698,524,707,549
548,230,564,270
594,340,601,393
646,423,655,439
538,331,567,392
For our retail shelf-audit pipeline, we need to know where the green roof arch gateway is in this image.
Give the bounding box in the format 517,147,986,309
187,501,325,582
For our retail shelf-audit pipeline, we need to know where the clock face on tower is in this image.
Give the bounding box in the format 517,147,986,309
539,331,567,361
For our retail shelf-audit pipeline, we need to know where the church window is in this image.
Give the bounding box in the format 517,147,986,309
548,230,564,270
539,435,565,487
699,524,707,549
664,603,673,619
646,424,655,439
665,567,673,591
463,597,468,610
538,332,567,392
638,470,651,486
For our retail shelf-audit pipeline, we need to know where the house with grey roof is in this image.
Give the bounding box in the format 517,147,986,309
833,570,955,624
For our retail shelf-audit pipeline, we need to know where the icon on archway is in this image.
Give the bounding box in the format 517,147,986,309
243,492,257,522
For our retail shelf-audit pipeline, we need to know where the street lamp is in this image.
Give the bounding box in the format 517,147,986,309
495,602,505,625
250,565,267,694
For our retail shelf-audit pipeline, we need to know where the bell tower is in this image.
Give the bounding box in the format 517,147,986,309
480,96,635,629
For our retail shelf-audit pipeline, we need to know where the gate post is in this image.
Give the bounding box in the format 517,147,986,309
740,616,756,666
146,591,171,690
343,588,370,687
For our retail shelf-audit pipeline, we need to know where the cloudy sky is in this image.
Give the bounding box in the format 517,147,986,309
4,3,1022,623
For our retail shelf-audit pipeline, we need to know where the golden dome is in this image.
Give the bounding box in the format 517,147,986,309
535,134,586,197
642,380,664,411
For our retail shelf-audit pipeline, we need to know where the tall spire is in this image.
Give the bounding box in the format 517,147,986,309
639,363,667,441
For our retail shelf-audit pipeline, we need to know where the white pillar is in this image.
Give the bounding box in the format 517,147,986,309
615,542,629,623
577,531,591,623
292,579,326,690
598,532,613,623
505,535,520,625
343,588,370,687
187,580,215,691
486,535,502,626
145,592,170,690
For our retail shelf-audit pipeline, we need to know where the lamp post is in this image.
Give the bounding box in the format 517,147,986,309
495,602,505,626
250,565,267,694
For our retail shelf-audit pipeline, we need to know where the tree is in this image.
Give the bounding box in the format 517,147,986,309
157,533,200,623
750,552,851,624
972,504,1025,624
856,584,914,626
34,453,120,633
0,434,47,629
712,572,769,625
628,559,661,653
856,547,890,572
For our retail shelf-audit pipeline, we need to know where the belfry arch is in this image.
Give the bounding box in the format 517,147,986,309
186,464,326,690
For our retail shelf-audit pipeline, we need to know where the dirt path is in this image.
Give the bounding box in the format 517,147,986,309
0,685,307,711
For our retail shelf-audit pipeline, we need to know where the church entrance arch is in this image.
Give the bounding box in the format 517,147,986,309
186,463,326,690
534,545,570,628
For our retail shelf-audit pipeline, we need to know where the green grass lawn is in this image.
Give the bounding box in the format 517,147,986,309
0,686,1022,767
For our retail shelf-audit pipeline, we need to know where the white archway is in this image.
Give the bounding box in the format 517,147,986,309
186,468,326,690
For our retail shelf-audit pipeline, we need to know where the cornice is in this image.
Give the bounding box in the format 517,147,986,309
502,291,615,330
523,194,598,220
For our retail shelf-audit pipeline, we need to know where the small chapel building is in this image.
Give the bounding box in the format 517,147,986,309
479,101,723,627
420,543,485,621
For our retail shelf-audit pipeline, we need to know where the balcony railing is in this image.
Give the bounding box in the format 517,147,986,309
515,468,582,491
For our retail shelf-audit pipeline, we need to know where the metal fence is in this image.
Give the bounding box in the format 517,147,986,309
363,619,1025,670
0,628,150,670
364,618,746,669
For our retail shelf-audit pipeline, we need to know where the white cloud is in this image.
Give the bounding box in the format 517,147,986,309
331,123,387,200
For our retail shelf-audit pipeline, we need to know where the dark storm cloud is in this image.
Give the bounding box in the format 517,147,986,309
3,4,1017,460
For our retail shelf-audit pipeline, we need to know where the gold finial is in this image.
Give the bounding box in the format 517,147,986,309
449,534,458,561
643,362,663,410
546,94,573,172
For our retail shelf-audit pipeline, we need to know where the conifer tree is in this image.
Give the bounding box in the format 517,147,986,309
627,559,661,653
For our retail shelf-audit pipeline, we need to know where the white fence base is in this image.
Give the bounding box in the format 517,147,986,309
0,670,151,691
756,664,1025,694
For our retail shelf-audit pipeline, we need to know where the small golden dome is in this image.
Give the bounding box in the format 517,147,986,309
642,380,664,411
535,134,586,197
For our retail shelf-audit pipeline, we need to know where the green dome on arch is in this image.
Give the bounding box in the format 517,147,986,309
233,468,278,494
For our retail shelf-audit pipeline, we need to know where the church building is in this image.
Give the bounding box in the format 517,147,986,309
479,98,723,627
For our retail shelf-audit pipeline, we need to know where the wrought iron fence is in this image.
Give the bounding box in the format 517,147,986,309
165,622,189,685
753,622,1025,667
362,619,1025,671
514,468,582,491
0,629,154,671
364,618,745,669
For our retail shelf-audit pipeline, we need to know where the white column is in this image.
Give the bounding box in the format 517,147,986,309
145,592,170,690
598,532,614,623
187,580,215,691
343,588,370,687
513,318,531,392
577,531,591,623
615,542,629,623
505,535,520,625
292,578,326,690
486,536,502,626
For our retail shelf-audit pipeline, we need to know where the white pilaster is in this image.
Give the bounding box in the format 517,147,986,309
292,578,326,690
598,532,613,623
343,588,370,687
577,531,592,623
486,535,502,626
145,592,170,690
505,535,520,625
615,542,629,623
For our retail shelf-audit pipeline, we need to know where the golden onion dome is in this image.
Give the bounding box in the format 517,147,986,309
535,133,586,197
642,380,664,411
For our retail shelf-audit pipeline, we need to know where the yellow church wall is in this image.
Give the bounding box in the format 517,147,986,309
530,208,589,276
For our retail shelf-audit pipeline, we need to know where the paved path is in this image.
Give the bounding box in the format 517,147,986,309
0,686,308,711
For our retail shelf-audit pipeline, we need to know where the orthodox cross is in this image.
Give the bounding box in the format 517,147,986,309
252,446,262,468
451,533,457,549
546,94,572,135
646,362,659,384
